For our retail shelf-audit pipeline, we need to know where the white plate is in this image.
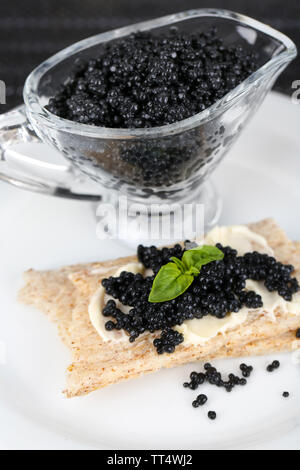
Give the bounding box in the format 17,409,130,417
1,92,300,450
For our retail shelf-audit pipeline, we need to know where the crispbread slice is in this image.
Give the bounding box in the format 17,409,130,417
18,263,96,347
18,258,138,348
18,219,300,397
65,304,300,397
64,330,300,397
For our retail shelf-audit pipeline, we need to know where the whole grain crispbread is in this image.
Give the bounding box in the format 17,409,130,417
18,219,300,397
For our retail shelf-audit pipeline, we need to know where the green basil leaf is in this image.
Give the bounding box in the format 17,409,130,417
148,244,224,303
148,262,194,303
182,244,224,270
170,256,185,273
186,266,200,276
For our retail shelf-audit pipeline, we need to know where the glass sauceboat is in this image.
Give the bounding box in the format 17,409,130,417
0,9,297,233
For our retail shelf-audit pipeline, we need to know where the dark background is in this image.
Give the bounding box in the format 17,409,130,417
1,0,299,113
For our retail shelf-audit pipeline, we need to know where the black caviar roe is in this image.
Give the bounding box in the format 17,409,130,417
184,363,251,393
266,360,281,372
46,28,258,129
208,411,217,420
101,243,299,354
240,363,254,378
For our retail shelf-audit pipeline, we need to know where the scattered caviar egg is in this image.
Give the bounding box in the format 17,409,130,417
208,411,217,420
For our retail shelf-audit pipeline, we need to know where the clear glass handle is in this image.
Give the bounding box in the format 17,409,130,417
0,105,101,200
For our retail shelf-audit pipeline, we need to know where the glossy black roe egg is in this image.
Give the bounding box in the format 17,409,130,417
102,244,299,354
208,411,217,420
184,363,252,393
46,28,258,129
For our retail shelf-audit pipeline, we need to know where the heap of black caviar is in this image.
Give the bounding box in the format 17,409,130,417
101,244,299,354
46,28,258,129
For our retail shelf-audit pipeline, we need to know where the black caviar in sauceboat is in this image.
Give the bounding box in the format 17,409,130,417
46,27,260,188
46,28,258,129
101,244,299,355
